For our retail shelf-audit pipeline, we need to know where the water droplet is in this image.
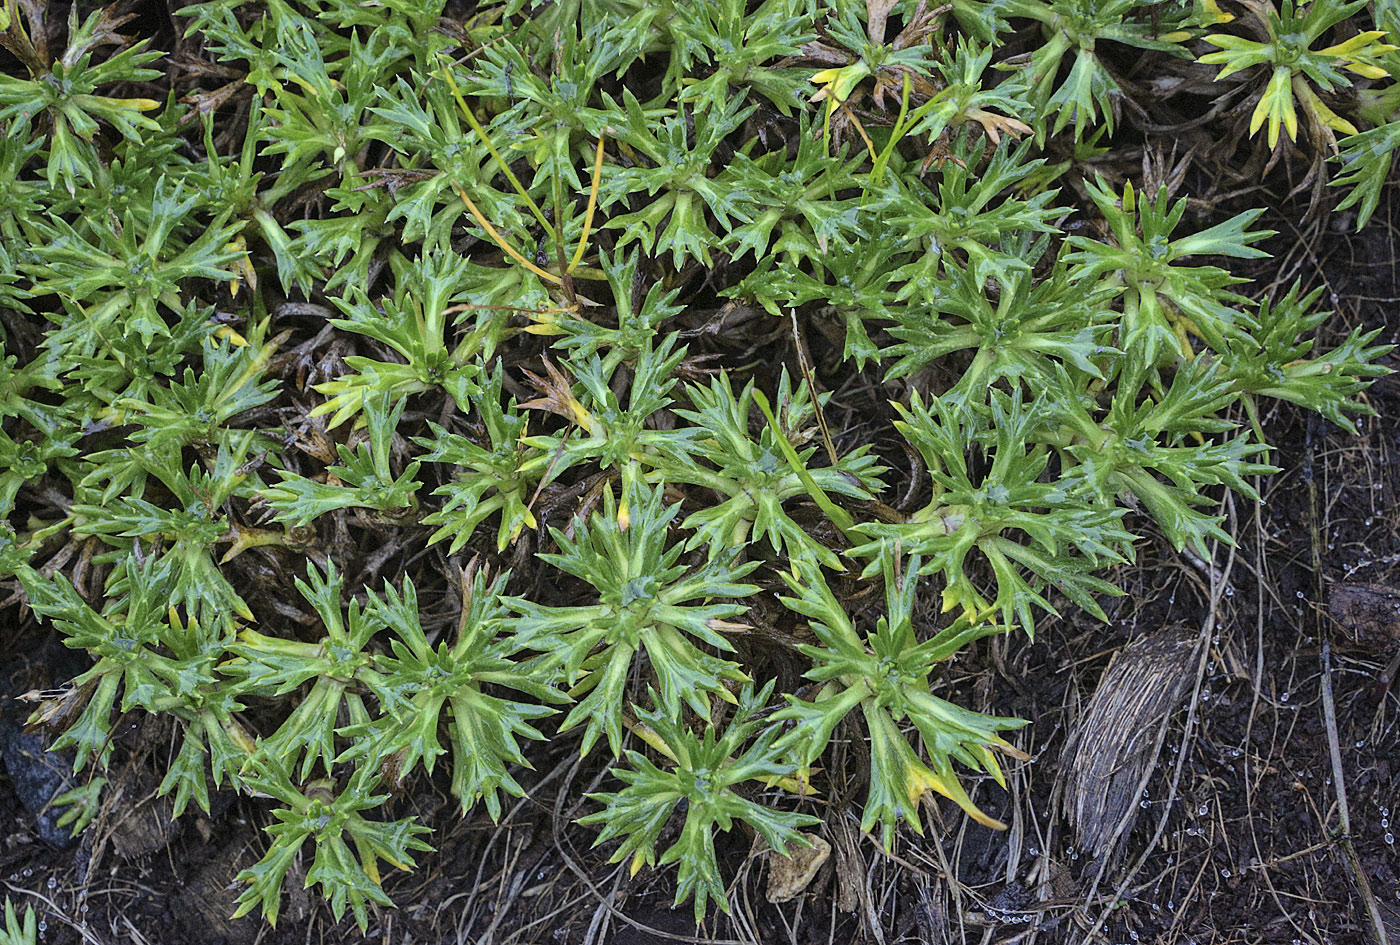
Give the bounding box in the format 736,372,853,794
1224,586,1234,597
1386,832,1395,845
1356,741,1365,749
1221,868,1231,878
46,876,56,890
1198,804,1209,816
1296,591,1305,599
1281,691,1290,703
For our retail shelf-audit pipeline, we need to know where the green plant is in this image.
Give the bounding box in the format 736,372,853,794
509,480,759,757
262,395,423,526
1223,280,1390,429
519,335,698,484
1199,0,1395,148
995,0,1194,139
232,759,433,928
600,92,758,267
21,553,249,796
775,553,1026,846
805,1,939,125
580,681,819,920
73,435,264,627
1,0,1395,933
312,249,509,426
850,389,1135,635
0,898,36,945
1064,176,1273,366
223,559,399,780
0,5,162,193
671,369,885,568
345,566,563,818
666,0,816,115
416,367,550,552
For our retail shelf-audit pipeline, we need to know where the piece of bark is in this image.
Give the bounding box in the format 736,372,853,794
1060,631,1198,863
1329,582,1400,649
831,818,863,913
174,835,266,945
108,787,180,859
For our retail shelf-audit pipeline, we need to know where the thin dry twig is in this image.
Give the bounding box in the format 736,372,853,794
1321,641,1390,945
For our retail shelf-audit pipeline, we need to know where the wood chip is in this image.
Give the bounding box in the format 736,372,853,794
832,820,863,913
765,833,831,903
1060,631,1198,863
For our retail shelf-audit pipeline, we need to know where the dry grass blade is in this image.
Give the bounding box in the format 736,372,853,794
1321,640,1390,945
